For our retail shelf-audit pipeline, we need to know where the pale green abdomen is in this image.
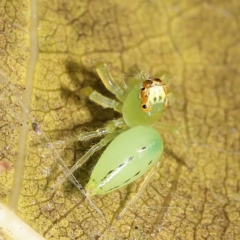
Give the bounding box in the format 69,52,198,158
86,126,163,195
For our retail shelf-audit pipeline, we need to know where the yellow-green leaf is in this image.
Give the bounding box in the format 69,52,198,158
0,0,240,239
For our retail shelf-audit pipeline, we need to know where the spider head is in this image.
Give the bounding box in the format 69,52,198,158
140,78,168,114
122,76,169,128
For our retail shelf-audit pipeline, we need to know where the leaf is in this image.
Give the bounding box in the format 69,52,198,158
1,0,240,239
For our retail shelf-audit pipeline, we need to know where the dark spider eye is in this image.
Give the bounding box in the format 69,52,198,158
141,87,145,90
142,104,147,109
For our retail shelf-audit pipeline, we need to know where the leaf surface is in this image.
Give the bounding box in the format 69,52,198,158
0,0,240,239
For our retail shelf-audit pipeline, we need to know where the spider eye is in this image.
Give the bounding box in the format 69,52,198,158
141,87,145,90
142,104,147,109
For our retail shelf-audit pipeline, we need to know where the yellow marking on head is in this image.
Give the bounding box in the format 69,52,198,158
140,78,168,113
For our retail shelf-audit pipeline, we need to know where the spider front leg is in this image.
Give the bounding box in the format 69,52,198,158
96,63,127,101
80,86,123,112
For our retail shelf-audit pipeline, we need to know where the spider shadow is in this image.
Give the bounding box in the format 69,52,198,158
55,61,121,193
64,60,121,124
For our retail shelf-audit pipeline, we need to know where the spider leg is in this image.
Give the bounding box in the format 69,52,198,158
55,129,125,189
80,86,123,113
96,63,127,101
154,71,170,84
118,73,128,90
161,73,170,84
52,118,125,147
153,122,188,151
153,122,192,168
167,92,175,105
117,162,158,220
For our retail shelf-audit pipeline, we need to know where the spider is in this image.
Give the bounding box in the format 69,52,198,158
55,63,179,218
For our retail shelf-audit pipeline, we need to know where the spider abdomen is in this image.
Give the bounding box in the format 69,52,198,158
86,126,163,195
